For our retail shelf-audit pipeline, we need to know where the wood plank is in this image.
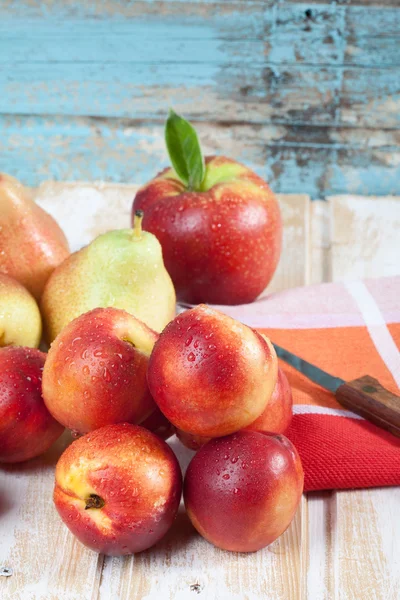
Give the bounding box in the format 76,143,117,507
305,493,337,600
2,60,399,129
305,191,335,600
2,117,400,197
269,4,400,68
345,6,400,67
1,3,399,129
309,200,331,285
329,195,400,282
328,192,400,600
34,182,140,252
335,488,400,600
268,194,311,293
6,0,399,19
3,5,398,69
0,433,104,600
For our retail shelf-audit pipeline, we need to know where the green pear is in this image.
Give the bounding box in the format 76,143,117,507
41,212,176,342
0,273,42,347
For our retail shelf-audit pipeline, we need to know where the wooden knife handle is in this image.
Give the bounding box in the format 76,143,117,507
336,375,400,438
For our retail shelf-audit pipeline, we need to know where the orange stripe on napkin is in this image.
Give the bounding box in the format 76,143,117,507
259,327,400,407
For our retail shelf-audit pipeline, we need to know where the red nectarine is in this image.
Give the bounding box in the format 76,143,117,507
0,347,64,463
245,367,293,435
148,305,278,437
184,430,304,552
43,308,158,434
54,423,182,555
176,367,293,451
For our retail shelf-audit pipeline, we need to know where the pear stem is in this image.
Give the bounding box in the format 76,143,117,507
133,209,144,239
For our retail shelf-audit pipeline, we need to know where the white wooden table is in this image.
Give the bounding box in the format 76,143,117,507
1,184,399,600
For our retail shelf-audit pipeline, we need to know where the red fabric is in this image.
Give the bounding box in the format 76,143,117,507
218,277,400,491
286,415,400,492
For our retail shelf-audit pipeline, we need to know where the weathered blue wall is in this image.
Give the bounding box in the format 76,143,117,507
0,0,399,197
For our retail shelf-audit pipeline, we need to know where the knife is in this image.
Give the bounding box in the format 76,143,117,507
273,343,400,438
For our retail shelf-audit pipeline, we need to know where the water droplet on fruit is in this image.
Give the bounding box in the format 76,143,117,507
231,456,238,464
103,368,111,382
204,333,213,340
194,340,199,349
159,469,165,477
208,344,216,351
81,349,89,360
222,474,230,480
185,336,193,346
83,366,90,376
187,353,195,362
233,488,240,494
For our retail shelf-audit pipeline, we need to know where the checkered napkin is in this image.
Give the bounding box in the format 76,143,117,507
218,276,400,492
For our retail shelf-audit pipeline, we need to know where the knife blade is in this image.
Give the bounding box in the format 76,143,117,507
273,343,345,394
273,343,400,438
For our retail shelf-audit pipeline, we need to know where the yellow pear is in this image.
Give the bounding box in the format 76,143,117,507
0,273,42,347
41,212,176,342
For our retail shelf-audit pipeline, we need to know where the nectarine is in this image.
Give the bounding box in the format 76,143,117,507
43,307,158,434
184,430,303,552
245,367,293,435
176,367,293,450
0,347,64,463
54,423,182,555
148,305,278,437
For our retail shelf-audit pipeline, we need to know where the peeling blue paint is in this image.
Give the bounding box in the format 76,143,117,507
0,0,399,197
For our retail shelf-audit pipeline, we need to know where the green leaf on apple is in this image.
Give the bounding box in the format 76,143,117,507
165,109,205,191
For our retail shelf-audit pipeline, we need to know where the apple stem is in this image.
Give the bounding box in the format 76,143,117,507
133,209,144,239
85,494,105,510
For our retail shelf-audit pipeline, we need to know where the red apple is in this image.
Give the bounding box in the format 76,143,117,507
245,367,293,434
54,423,182,555
0,347,64,463
147,305,278,437
184,430,304,552
176,367,293,450
133,156,282,305
42,307,158,434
